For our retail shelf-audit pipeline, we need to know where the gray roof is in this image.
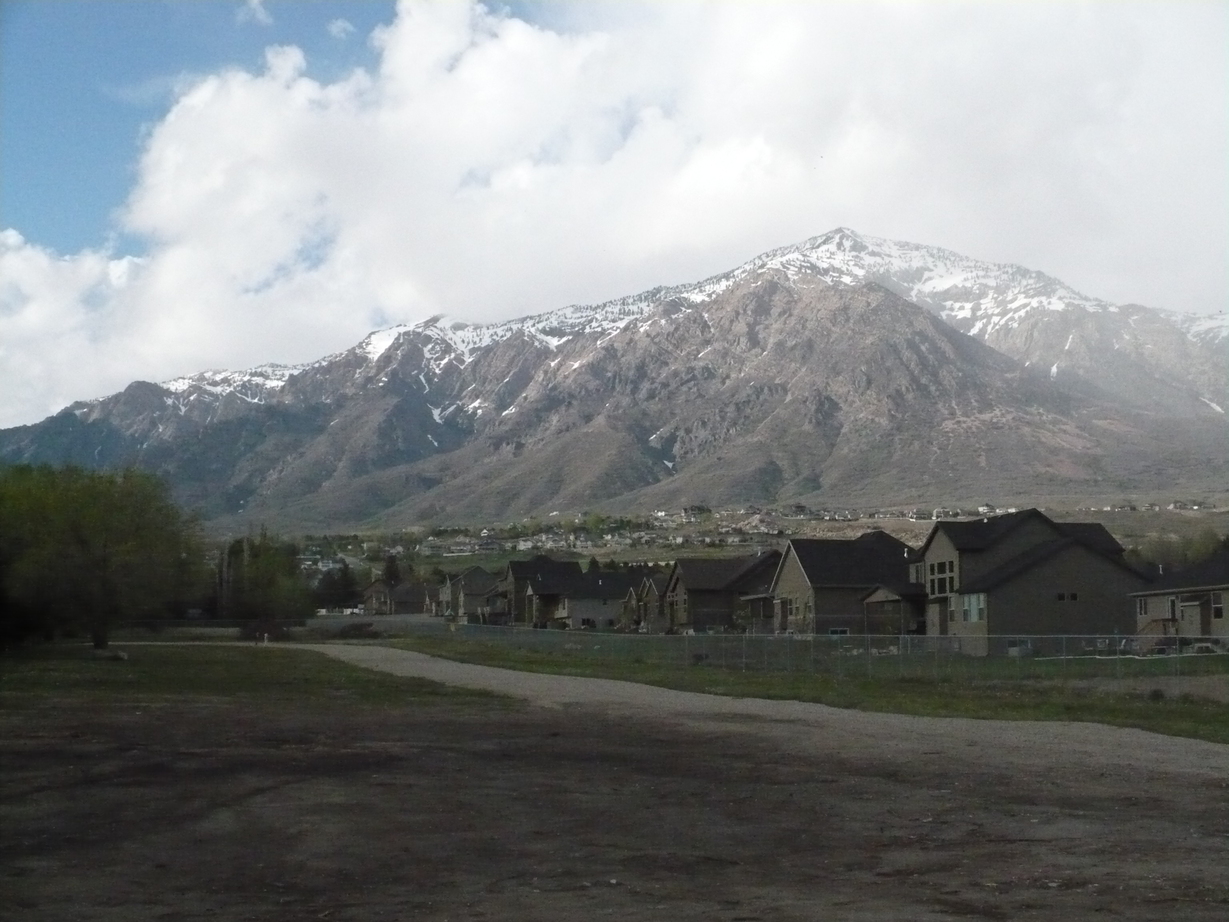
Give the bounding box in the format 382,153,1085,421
1132,549,1229,595
786,532,911,588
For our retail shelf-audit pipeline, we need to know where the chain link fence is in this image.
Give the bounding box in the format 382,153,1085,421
423,625,1225,683
111,617,1228,685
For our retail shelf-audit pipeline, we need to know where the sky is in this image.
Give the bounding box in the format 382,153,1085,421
0,0,1225,430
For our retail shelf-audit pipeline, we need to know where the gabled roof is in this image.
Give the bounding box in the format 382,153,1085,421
671,551,782,592
729,550,782,595
783,533,911,588
525,567,642,600
454,566,497,594
1131,549,1229,595
916,508,1124,559
958,539,1077,594
958,537,1147,594
389,580,426,603
505,556,584,582
573,570,643,601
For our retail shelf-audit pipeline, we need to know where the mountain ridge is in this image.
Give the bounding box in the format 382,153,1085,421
5,228,1227,529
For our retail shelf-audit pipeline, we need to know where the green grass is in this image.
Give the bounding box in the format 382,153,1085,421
392,634,1229,745
0,643,497,707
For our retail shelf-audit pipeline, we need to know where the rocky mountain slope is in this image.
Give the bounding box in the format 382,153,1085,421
2,229,1225,529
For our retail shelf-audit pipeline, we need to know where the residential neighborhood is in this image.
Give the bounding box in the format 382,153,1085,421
346,508,1227,656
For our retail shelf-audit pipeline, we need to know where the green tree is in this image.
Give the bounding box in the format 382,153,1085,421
0,466,201,649
217,531,314,628
314,561,360,610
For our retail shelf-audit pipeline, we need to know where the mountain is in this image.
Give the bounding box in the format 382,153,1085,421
2,229,1225,529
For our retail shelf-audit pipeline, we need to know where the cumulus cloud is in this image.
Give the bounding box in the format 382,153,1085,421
1,0,1225,428
328,18,355,40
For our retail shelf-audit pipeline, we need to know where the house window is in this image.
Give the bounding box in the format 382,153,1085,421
961,593,986,622
1069,592,1078,602
928,563,936,576
1136,598,1147,619
1214,592,1224,620
1056,592,1066,602
828,627,849,636
1168,597,1177,619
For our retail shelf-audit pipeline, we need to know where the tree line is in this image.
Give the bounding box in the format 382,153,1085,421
0,466,336,650
0,466,201,649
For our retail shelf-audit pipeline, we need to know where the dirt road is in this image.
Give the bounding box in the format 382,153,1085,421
3,643,1228,921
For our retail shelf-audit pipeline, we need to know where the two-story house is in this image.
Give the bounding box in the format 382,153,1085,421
910,509,1150,653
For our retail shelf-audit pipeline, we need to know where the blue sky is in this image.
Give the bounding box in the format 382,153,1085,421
1,0,396,253
0,1,1225,429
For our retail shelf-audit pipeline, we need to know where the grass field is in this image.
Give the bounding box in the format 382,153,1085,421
392,633,1229,745
0,643,498,707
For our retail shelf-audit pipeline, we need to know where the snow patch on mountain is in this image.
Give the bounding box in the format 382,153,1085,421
141,226,1218,407
1165,310,1229,346
161,363,306,397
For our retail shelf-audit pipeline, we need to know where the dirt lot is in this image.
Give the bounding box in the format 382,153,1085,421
3,645,1229,921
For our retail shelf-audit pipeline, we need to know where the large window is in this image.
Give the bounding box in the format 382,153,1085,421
961,593,986,622
928,560,957,596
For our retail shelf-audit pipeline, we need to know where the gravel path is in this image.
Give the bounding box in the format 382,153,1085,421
302,642,1229,779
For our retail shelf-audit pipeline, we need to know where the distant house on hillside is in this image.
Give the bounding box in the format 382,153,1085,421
663,551,782,633
770,531,917,635
911,508,1150,654
1130,549,1228,649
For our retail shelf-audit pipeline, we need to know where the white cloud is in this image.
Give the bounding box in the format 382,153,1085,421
237,0,272,27
1,0,1225,428
328,18,356,40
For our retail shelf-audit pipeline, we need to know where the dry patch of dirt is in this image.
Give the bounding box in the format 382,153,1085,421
3,682,1229,921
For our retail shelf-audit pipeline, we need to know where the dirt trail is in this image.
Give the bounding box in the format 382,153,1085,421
304,642,1229,778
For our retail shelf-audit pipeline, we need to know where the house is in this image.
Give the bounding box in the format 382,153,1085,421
498,556,584,625
1130,549,1228,649
362,579,428,615
663,551,782,633
770,531,916,635
551,569,644,631
443,566,498,623
622,571,670,632
520,565,641,630
910,509,1150,654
